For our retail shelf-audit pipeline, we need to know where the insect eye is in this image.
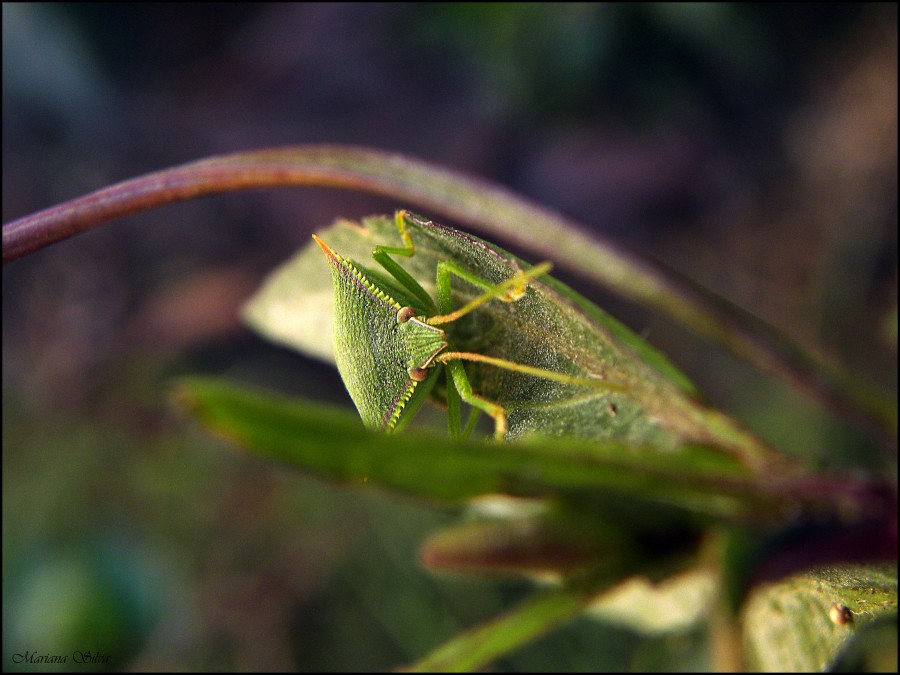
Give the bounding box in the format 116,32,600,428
408,366,430,381
397,306,417,323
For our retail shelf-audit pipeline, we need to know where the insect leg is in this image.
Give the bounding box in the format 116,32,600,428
445,370,462,437
428,253,553,439
444,367,485,439
429,260,552,325
446,360,507,440
370,210,435,312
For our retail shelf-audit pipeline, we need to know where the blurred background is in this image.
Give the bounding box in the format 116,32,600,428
3,3,896,670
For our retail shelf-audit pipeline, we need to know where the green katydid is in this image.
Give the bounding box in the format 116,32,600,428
313,209,599,440
309,210,779,467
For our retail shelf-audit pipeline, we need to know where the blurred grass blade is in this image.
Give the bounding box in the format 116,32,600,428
402,585,598,672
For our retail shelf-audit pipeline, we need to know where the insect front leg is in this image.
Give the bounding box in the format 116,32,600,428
442,361,487,440
429,259,552,325
369,210,435,312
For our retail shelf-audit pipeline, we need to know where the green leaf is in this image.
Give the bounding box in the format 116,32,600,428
244,214,789,473
173,376,892,670
171,377,875,526
741,563,898,671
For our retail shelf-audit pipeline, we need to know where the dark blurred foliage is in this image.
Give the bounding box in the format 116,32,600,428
3,3,896,670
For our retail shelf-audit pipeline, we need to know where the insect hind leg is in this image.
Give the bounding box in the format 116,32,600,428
445,360,507,440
